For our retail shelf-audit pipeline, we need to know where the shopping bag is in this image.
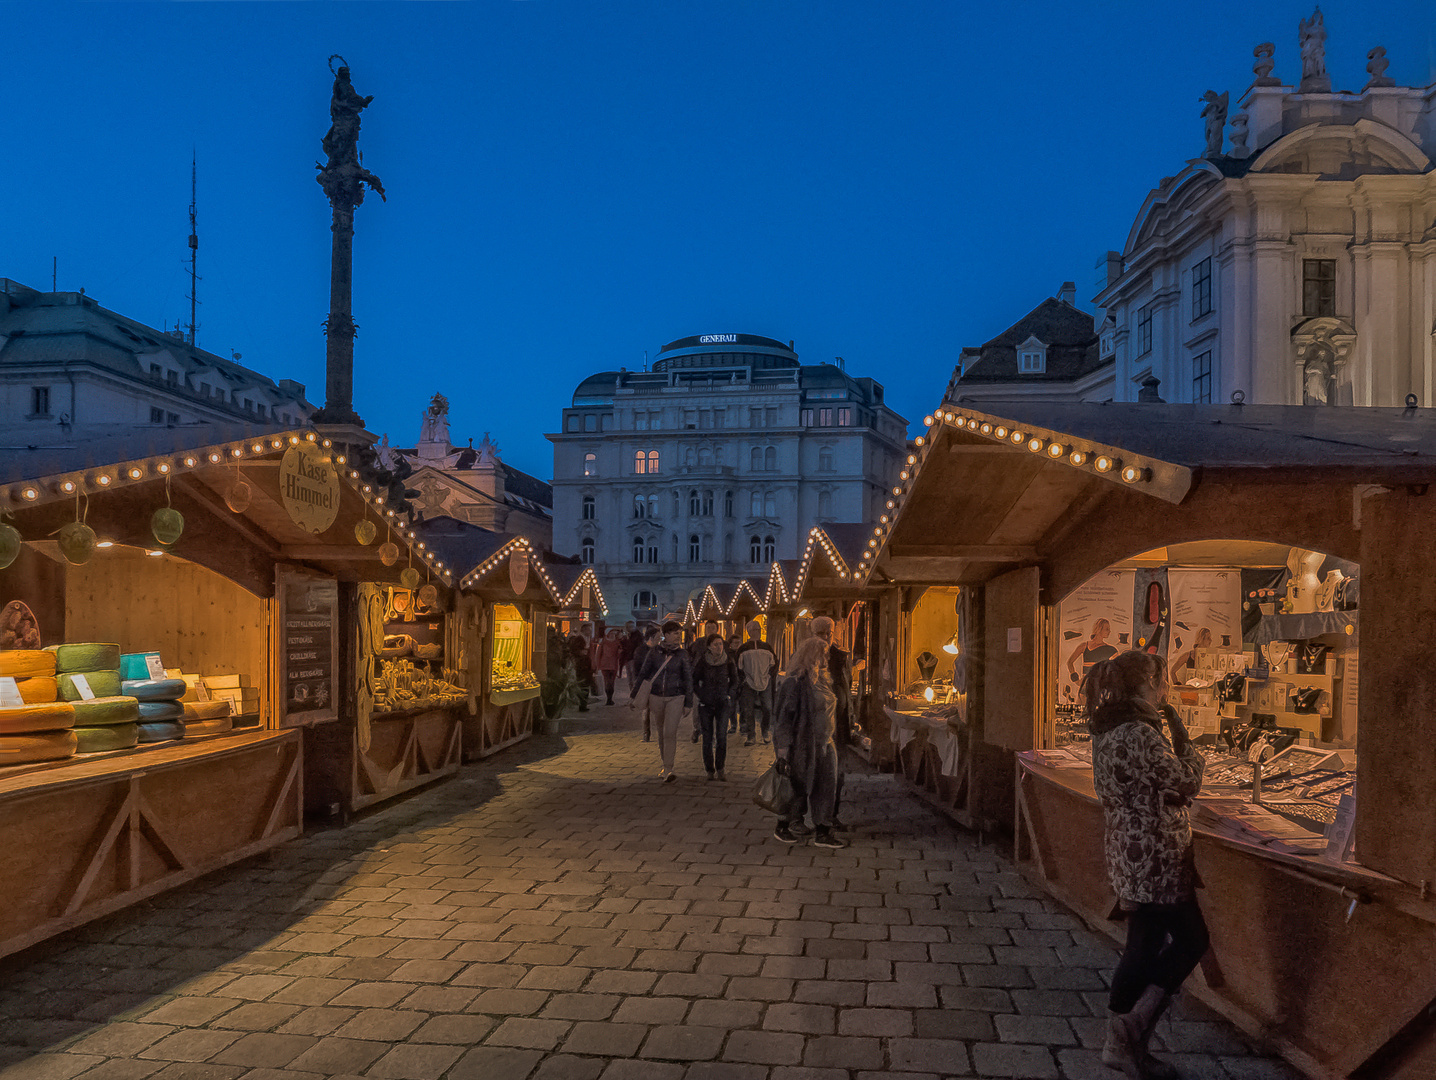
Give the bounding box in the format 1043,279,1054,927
629,655,672,713
753,763,795,816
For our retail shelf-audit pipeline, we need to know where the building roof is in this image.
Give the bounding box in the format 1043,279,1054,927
0,281,313,417
953,296,1108,388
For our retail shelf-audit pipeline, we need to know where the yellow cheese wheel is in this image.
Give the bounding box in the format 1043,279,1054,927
0,651,56,680
182,700,232,722
182,716,233,737
71,696,141,727
47,643,121,674
57,670,123,701
17,676,58,704
0,701,75,735
75,723,140,753
0,730,78,764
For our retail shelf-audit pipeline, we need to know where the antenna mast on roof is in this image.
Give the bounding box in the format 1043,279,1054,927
185,152,201,346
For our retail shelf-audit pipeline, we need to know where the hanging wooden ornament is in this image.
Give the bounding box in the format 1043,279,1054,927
58,521,97,565
224,475,252,514
152,507,184,546
378,521,399,566
418,583,438,607
400,566,421,589
0,520,19,570
355,519,377,545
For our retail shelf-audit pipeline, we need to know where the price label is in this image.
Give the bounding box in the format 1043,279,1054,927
145,654,166,680
0,678,23,709
193,681,211,701
71,673,96,700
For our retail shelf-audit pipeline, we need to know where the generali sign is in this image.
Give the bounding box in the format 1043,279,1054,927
280,442,341,534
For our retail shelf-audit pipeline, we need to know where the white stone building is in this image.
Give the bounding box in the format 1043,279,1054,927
549,334,908,622
0,280,312,429
1095,15,1436,406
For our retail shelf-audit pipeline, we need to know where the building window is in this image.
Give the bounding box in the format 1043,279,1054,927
764,446,777,471
800,408,814,427
634,590,656,611
647,450,659,473
1191,257,1212,320
1192,351,1213,404
666,535,675,562
583,413,597,432
698,445,712,466
582,495,595,520
256,404,267,418
581,538,595,564
701,490,714,516
167,412,179,424
764,491,777,517
30,386,50,416
684,446,695,467
763,535,775,562
818,407,834,426
750,491,763,517
766,407,778,426
818,490,833,518
200,382,210,397
688,489,700,515
724,490,734,517
689,534,701,562
584,453,597,477
1303,259,1336,317
566,415,580,432
750,535,763,563
818,447,834,473
750,446,762,471
1136,303,1154,357
1018,349,1045,373
166,370,179,386
635,411,649,431
837,407,852,426
648,495,659,519
150,363,162,377
150,406,164,424
633,537,645,563
635,449,659,475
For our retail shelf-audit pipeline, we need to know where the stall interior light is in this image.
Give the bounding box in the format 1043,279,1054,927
127,467,143,479
906,454,917,465
1095,456,1117,473
1010,431,1025,444
1069,450,1087,466
20,486,39,500
892,486,902,496
923,686,935,702
1027,437,1043,453
209,453,222,463
886,499,896,509
942,634,960,655
923,415,934,426
157,462,171,473
305,432,317,442
289,436,300,445
994,426,1007,439
966,418,979,430
272,439,284,449
879,514,889,524
913,436,925,446
146,549,164,557
97,474,112,485
251,443,263,453
184,456,197,467
981,423,993,434
96,540,114,549
231,448,243,457
60,480,75,493
899,469,909,480
1122,465,1151,484
1047,443,1065,458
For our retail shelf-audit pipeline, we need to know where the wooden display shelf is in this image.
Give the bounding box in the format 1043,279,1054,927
0,729,302,961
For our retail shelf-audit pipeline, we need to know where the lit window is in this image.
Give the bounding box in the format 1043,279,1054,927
837,407,852,426
582,538,595,564
800,408,813,427
584,453,597,477
818,407,833,426
646,450,659,474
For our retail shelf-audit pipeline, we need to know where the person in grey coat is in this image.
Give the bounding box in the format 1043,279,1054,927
771,637,844,849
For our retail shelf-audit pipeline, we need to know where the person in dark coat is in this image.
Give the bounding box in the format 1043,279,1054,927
628,627,660,739
692,633,738,781
772,637,844,849
567,632,595,711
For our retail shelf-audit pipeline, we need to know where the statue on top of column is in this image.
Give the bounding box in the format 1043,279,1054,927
317,56,386,206
1298,8,1331,92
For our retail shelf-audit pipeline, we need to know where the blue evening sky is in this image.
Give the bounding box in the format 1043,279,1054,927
4,2,1431,479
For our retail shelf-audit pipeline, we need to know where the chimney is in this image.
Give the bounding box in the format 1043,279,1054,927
1138,375,1166,403
1058,281,1077,305
1095,251,1123,291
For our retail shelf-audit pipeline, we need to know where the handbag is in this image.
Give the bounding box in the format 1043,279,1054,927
629,654,672,713
753,763,795,816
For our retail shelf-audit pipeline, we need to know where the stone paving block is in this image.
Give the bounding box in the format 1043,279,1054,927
447,1045,544,1080
137,997,236,1027
0,1054,105,1079
399,986,479,1013
863,981,936,1008
683,1062,768,1080
687,999,764,1029
136,1027,243,1061
890,1037,972,1073
63,1022,177,1059
724,978,793,1002
598,1060,684,1080
539,993,622,1020
585,970,660,996
970,1042,1058,1078
143,1065,245,1080
1159,1021,1256,1055
208,1032,319,1068
561,1021,649,1057
487,1017,574,1051
697,955,764,978
793,980,865,1007
993,1012,1076,1045
409,1013,495,1043
327,982,416,1008
273,1006,356,1037
533,1054,609,1080
762,1003,834,1035
364,1042,468,1079
330,1008,427,1042
769,1066,848,1080
614,996,690,1025
654,973,728,998
641,1025,728,1061
802,1036,882,1069
207,1002,303,1030
911,1008,996,1041
470,989,553,1016
519,966,592,992
837,1007,914,1037
1009,989,1090,1016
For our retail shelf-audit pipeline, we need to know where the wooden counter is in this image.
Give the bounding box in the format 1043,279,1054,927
465,689,537,761
0,729,302,961
303,706,463,817
1015,756,1436,1079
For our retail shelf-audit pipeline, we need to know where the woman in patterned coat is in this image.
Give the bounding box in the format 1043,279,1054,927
1085,650,1208,1080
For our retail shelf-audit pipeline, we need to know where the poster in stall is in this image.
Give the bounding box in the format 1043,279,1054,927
279,572,340,726
1057,571,1135,706
1168,570,1242,680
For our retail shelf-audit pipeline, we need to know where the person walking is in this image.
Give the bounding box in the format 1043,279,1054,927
619,621,640,689
629,627,659,740
810,616,852,828
1086,649,1208,1080
692,633,737,781
567,632,595,712
771,637,844,849
632,620,694,782
724,633,743,732
735,620,776,746
593,628,623,706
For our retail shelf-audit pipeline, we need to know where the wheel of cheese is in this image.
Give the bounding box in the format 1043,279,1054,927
74,723,140,753
0,730,78,764
48,643,121,674
231,713,262,729
0,702,75,735
0,650,56,680
182,716,232,737
136,720,184,743
70,696,140,727
16,676,58,704
57,670,123,701
137,700,184,722
182,700,231,722
119,653,167,680
120,677,187,702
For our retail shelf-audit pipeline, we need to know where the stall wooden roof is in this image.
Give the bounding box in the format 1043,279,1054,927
2,424,445,596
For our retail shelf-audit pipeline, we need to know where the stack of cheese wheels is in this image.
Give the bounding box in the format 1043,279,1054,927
120,653,188,743
48,643,140,752
181,696,233,737
0,649,79,764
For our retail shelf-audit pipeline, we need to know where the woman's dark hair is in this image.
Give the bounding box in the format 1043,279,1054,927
1081,649,1165,716
706,633,725,647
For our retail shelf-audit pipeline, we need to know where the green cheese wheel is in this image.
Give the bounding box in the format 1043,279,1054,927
74,723,140,753
136,720,184,743
137,700,185,722
48,643,121,674
70,696,141,727
120,653,171,679
121,678,187,702
57,670,123,701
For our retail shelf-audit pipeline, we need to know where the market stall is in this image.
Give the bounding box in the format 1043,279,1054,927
861,400,1436,1079
0,424,443,956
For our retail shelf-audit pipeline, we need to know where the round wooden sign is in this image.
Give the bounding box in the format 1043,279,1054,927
509,548,529,595
280,442,341,535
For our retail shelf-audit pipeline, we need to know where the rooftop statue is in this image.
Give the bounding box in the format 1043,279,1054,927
1200,91,1229,157
1228,112,1250,158
1252,42,1279,86
1298,8,1331,92
1366,46,1395,88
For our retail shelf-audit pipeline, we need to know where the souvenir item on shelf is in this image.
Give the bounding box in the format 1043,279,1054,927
1263,640,1293,673
1218,673,1246,704
1334,574,1359,612
1314,569,1344,613
1286,548,1325,614
379,633,415,658
1297,643,1328,675
1289,687,1327,714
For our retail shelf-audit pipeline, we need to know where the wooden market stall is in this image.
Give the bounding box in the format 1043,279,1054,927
860,400,1436,1080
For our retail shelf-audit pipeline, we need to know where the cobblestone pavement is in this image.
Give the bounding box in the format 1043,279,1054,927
0,698,1305,1080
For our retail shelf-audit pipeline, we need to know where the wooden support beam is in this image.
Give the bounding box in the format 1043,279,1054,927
888,545,1038,561
173,477,285,559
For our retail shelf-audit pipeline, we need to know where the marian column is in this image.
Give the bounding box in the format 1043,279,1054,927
312,56,385,427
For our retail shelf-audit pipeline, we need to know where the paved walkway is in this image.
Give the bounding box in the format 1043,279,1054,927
0,699,1304,1080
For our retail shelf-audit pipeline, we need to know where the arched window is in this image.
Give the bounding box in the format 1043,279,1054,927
672,490,681,517
632,536,645,563
764,491,777,518
584,453,597,477
750,446,762,472
648,537,660,563
689,534,701,562
724,490,734,517
581,538,594,564
750,535,763,563
750,490,763,517
634,590,657,610
634,450,647,475
582,495,595,520
701,490,713,515
684,446,695,466
669,534,678,562
764,446,777,471
818,447,834,472
633,495,646,519
648,495,659,519
689,489,700,515
698,446,712,466
818,490,833,519
763,535,776,562
646,450,659,473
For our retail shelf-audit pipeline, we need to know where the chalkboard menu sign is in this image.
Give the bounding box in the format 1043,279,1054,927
278,571,340,726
